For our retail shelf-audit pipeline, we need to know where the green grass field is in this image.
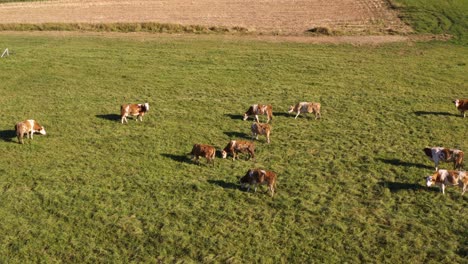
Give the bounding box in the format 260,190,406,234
0,34,467,262
391,0,468,44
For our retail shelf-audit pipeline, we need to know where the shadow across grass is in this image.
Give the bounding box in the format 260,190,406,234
161,153,191,164
95,114,121,122
223,131,251,139
273,112,291,118
224,114,243,120
378,181,430,193
0,130,16,142
414,111,457,117
377,158,433,169
207,180,239,190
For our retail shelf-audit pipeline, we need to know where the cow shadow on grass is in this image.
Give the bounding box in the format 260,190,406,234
377,158,433,169
414,111,457,117
207,180,239,190
0,130,16,142
223,131,251,140
224,114,243,120
378,181,431,193
95,114,121,122
273,112,291,118
161,153,191,164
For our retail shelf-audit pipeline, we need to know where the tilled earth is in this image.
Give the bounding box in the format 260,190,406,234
0,0,411,35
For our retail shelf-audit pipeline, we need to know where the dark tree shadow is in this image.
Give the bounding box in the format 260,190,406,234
378,181,430,193
377,158,433,169
0,130,16,142
224,114,243,120
95,114,121,122
161,153,191,164
223,131,251,139
414,111,457,117
207,180,239,190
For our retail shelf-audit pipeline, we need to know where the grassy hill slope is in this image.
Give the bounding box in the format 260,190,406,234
390,0,468,44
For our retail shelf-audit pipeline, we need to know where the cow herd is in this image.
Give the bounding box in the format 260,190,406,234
189,102,321,197
13,99,468,197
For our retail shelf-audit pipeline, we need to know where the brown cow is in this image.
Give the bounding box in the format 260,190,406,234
423,147,464,171
221,140,255,161
288,102,321,120
240,168,277,197
425,169,467,195
15,119,46,144
190,144,216,166
251,122,271,144
453,99,468,118
243,104,273,123
121,103,149,124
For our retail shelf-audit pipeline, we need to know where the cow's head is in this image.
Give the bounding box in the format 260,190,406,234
423,148,432,158
37,126,46,135
221,150,228,159
243,113,249,121
144,103,150,112
288,105,294,113
240,169,255,187
425,175,435,187
453,99,460,107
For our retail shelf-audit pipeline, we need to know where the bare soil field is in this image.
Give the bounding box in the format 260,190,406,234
0,0,411,35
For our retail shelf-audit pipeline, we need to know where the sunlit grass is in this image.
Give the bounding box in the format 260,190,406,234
0,34,466,262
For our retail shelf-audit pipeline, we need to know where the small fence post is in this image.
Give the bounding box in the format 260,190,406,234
1,48,9,58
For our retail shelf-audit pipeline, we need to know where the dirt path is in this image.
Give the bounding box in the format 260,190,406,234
0,0,411,35
1,30,434,45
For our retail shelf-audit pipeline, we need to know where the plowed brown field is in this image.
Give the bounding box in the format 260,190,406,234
0,0,411,35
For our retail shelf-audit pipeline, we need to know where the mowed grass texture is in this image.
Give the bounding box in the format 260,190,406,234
0,35,467,263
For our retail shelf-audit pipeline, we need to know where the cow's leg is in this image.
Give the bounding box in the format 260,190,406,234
266,132,270,144
295,112,300,119
462,185,466,195
18,132,23,144
269,184,275,197
255,115,259,123
30,131,33,140
441,184,445,194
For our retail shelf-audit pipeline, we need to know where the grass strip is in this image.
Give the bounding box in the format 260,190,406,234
0,22,249,34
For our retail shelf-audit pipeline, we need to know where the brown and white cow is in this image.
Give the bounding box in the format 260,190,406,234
221,140,255,161
120,103,149,124
190,144,216,166
251,122,271,144
425,169,467,195
240,168,277,197
423,147,464,171
453,99,468,118
243,104,273,123
15,119,46,144
288,102,321,120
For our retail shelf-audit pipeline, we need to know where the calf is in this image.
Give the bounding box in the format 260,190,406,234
423,147,464,171
251,122,271,144
190,144,216,166
453,99,468,118
425,169,467,195
221,140,255,161
15,119,46,144
243,104,273,123
288,102,321,120
240,168,277,197
121,103,149,124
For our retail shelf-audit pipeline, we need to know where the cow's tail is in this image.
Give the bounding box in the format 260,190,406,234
456,151,464,170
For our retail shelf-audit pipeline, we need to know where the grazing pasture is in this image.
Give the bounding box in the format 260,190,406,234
0,34,467,262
